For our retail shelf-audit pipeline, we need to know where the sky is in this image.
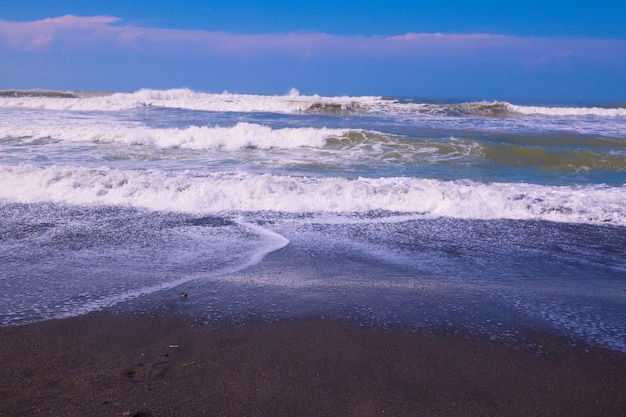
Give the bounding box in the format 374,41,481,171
1,0,626,100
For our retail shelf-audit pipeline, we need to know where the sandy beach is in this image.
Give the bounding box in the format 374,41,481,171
1,313,624,417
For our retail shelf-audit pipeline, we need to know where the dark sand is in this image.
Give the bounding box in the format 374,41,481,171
1,313,624,417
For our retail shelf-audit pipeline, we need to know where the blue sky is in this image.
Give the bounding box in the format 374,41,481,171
1,1,625,100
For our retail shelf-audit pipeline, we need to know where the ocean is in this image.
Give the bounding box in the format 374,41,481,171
1,88,624,351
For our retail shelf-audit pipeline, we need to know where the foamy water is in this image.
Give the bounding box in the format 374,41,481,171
0,165,623,224
1,89,624,351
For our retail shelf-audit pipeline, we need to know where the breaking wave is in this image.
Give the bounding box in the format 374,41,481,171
0,122,350,150
0,165,623,225
507,103,626,117
0,88,380,113
1,88,625,118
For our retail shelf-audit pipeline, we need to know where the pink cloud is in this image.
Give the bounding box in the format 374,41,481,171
25,34,54,50
386,32,503,43
0,15,121,51
0,14,624,65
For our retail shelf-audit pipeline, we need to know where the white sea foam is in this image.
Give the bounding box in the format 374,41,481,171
0,88,382,113
504,294,626,352
0,165,623,225
2,88,624,118
50,219,289,320
507,103,626,117
0,122,348,150
0,216,290,325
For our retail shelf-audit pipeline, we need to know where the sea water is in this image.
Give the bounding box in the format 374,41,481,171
0,89,624,351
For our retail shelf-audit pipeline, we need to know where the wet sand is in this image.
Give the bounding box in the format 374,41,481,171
0,313,624,417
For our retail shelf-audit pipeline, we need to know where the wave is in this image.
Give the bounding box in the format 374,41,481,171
3,120,623,174
0,88,381,113
0,122,349,150
402,101,626,118
0,121,480,163
1,88,624,118
403,101,514,117
0,89,78,98
481,143,626,171
507,103,626,117
1,165,623,225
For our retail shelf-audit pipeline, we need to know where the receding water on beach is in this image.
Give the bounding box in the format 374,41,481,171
1,89,624,351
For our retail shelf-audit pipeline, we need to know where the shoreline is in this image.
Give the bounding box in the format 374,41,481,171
1,312,624,417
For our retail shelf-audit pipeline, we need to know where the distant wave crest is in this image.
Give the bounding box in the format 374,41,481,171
2,88,624,117
0,89,78,99
507,103,626,117
0,88,382,113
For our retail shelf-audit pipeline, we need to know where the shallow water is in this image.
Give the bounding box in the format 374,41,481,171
0,89,624,351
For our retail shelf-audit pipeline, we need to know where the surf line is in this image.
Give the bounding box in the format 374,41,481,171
233,218,291,268
54,219,290,320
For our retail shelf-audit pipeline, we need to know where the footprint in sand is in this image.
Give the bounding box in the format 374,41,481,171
124,361,170,382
